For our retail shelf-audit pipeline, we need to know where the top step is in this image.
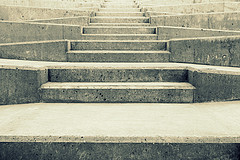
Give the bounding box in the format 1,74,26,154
101,4,139,8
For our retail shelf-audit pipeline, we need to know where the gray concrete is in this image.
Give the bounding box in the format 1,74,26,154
67,50,168,62
0,40,68,61
157,26,240,40
0,101,240,142
0,21,83,43
169,35,240,67
0,5,94,21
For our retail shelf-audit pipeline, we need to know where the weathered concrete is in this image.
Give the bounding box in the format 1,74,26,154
1,101,240,158
83,26,156,34
0,1,100,9
0,40,68,61
0,21,82,43
26,16,90,26
40,82,195,103
78,34,158,40
0,67,47,105
143,3,225,14
169,36,240,67
0,143,239,160
48,67,187,82
0,5,94,21
157,26,240,40
70,40,167,50
96,12,144,17
151,11,240,31
1,59,240,103
90,17,150,23
67,50,168,62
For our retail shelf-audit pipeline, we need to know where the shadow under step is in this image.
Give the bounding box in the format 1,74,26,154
79,34,158,40
91,17,149,23
70,40,167,51
89,23,150,26
83,26,156,34
99,8,141,12
67,50,169,62
40,82,195,103
96,12,144,17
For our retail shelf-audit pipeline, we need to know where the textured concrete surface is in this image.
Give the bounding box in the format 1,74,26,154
67,50,168,62
0,5,94,21
27,16,90,26
0,101,240,141
40,82,195,103
0,40,68,61
169,35,240,67
157,26,240,40
0,21,83,43
70,40,167,50
151,11,240,31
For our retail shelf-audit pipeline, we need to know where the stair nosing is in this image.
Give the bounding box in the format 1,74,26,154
41,82,196,90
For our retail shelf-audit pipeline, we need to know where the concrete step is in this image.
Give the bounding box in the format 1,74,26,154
48,66,187,82
70,40,167,51
89,23,151,26
40,82,195,103
91,17,149,23
101,4,139,8
99,8,141,12
67,50,169,62
78,34,158,40
83,26,156,34
96,12,144,17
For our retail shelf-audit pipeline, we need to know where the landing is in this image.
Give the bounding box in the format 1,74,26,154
0,101,240,143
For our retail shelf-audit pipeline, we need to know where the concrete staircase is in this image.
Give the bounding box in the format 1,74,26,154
40,0,196,103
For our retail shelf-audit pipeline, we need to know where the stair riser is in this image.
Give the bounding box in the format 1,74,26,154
78,35,158,40
91,17,149,23
40,89,194,103
83,28,156,34
89,23,150,26
70,41,166,50
99,8,141,12
67,52,168,62
48,69,188,82
96,12,144,17
101,5,138,8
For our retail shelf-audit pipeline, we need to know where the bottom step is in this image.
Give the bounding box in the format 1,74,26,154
40,82,195,103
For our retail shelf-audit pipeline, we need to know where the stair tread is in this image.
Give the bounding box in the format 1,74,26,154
68,50,169,53
41,82,195,90
89,23,151,26
81,34,157,36
91,17,148,19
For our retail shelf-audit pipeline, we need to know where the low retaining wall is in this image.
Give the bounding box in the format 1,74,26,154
143,3,225,14
189,68,240,102
157,26,240,40
0,21,83,43
26,16,90,26
151,11,240,30
0,66,47,105
0,5,95,21
0,40,69,62
0,0,100,9
169,36,240,67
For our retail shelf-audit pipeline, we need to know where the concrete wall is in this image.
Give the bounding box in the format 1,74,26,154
143,3,225,14
151,12,240,31
169,36,240,67
0,5,94,21
0,0,101,9
0,21,82,43
0,66,47,105
157,26,240,40
26,16,90,26
189,69,240,102
0,40,69,62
